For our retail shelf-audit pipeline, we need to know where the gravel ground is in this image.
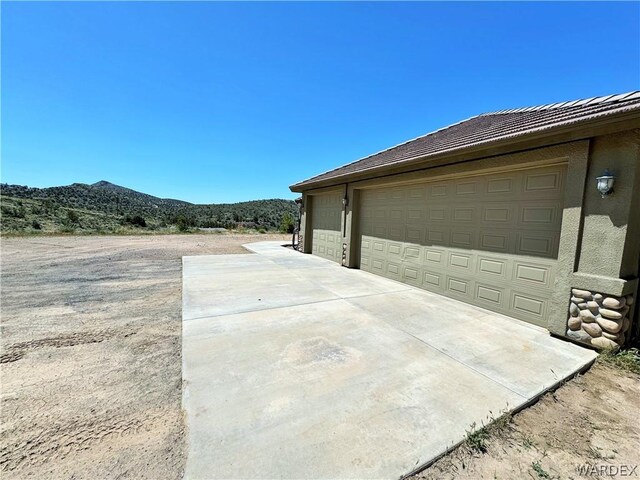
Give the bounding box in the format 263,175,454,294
0,233,289,479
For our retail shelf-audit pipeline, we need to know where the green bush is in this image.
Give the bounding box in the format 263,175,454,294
31,220,42,230
123,214,147,227
176,215,191,232
279,212,296,234
66,210,80,224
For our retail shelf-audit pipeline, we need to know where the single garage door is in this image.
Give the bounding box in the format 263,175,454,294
359,164,566,326
311,192,342,263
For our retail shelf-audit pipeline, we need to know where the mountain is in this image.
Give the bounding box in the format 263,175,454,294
91,180,192,206
0,181,298,234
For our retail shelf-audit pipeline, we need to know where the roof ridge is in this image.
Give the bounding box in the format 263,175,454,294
480,91,640,116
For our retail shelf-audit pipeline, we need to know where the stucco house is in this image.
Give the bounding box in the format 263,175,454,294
290,92,640,350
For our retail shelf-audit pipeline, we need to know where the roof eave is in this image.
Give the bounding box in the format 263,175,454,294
289,111,640,193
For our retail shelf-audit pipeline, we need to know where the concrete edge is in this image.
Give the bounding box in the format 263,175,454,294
398,355,598,480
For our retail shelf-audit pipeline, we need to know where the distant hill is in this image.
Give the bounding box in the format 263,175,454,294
90,180,191,207
0,181,298,234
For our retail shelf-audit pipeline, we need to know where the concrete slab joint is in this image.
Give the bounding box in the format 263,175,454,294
566,288,634,349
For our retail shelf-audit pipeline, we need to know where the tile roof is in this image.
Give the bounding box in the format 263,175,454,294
291,91,640,189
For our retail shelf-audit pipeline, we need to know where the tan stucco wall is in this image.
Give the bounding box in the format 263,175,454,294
577,131,640,279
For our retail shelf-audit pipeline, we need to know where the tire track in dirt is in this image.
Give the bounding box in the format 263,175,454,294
0,409,163,472
0,326,138,363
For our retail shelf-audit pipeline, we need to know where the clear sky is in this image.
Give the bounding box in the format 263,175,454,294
2,2,639,204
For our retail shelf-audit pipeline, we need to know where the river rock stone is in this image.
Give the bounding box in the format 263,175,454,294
625,294,634,305
587,303,600,314
602,330,619,340
571,296,583,304
600,308,623,320
616,333,626,345
602,296,625,309
582,322,602,337
571,289,592,299
578,302,588,309
569,303,579,316
568,316,582,331
622,316,631,333
596,316,622,334
591,336,619,349
579,309,596,322
567,329,591,343
593,293,604,303
620,305,630,317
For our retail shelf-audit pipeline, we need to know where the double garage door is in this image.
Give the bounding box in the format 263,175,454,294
359,165,565,326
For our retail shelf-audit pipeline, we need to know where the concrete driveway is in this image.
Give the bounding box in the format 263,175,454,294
182,241,596,479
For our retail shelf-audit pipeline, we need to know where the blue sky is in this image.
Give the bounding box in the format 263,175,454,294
2,2,639,204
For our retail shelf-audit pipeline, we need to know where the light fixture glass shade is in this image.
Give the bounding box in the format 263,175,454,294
596,169,615,197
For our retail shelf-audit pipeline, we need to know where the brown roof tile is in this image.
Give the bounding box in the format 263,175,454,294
291,91,640,190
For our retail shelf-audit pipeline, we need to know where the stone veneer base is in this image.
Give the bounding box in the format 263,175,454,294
566,288,634,349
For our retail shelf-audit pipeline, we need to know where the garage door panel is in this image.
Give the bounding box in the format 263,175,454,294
387,242,403,259
512,261,554,289
429,184,448,198
487,176,515,195
386,261,402,279
448,251,474,272
510,291,548,325
524,169,563,192
450,230,477,249
358,164,565,326
311,193,342,263
519,202,561,229
424,248,446,268
428,207,448,222
482,205,514,224
403,244,422,261
516,232,558,258
401,265,421,286
446,275,473,298
476,255,509,279
426,227,450,245
408,187,426,200
423,270,445,291
406,225,424,243
452,206,477,222
370,258,385,273
454,180,480,196
479,230,514,253
475,283,506,309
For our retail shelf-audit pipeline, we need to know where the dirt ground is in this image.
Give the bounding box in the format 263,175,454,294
415,362,640,480
0,233,288,479
1,234,638,480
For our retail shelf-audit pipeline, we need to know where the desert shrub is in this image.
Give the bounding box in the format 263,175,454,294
31,220,42,230
1,206,26,218
66,210,80,224
279,212,296,234
176,215,191,232
123,214,147,227
1,205,14,217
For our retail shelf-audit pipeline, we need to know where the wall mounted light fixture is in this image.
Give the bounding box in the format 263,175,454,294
342,196,348,207
596,169,616,198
